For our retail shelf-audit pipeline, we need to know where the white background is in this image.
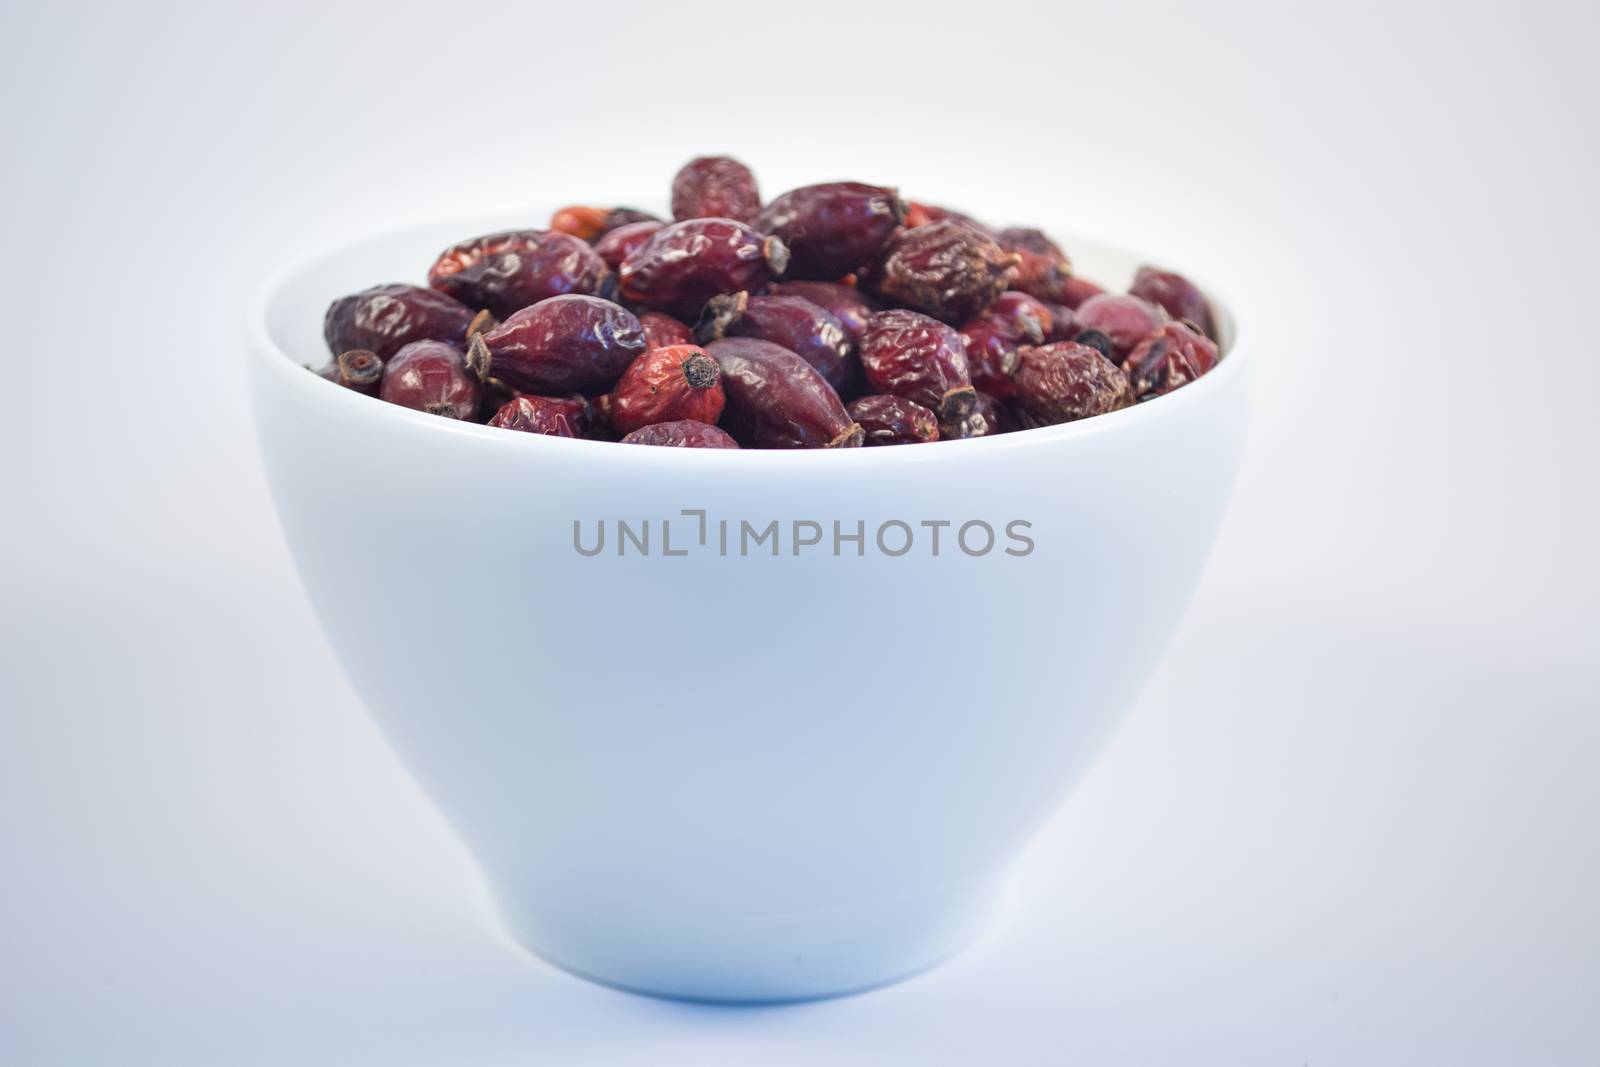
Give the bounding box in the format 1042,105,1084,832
3,1,1596,1063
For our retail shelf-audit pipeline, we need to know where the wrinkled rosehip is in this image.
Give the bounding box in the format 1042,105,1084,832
1071,293,1167,362
620,419,740,449
939,390,1016,440
697,292,855,394
598,344,725,434
549,205,661,241
323,283,475,362
958,293,1052,399
620,218,789,320
592,220,665,271
487,394,591,437
1012,342,1133,427
956,319,1023,399
847,395,939,446
706,337,862,449
428,230,609,318
756,182,906,279
316,349,384,395
639,311,695,350
864,220,1018,324
671,155,761,225
1123,321,1219,399
994,227,1073,304
380,340,480,420
1129,265,1215,339
766,280,877,345
904,201,987,231
1057,275,1106,310
467,295,645,395
860,309,975,420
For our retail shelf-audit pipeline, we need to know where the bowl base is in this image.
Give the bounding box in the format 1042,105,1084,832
493,879,1002,1004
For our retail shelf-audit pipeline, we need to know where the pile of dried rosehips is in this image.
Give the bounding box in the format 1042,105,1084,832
316,156,1221,448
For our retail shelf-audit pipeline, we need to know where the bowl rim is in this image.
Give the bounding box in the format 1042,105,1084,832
246,212,1250,465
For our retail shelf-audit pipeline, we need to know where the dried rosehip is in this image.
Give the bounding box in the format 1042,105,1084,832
619,218,789,320
467,295,645,395
599,344,725,435
863,220,1018,324
957,292,1052,398
859,309,975,420
1123,321,1219,399
994,228,1073,304
428,230,609,318
671,155,761,225
957,320,1023,399
766,281,877,345
593,220,665,271
904,201,987,231
697,292,856,394
639,311,695,350
847,395,939,446
1039,302,1077,341
1071,293,1167,363
1012,342,1133,427
380,340,480,420
706,337,863,449
487,394,591,437
756,182,906,279
1056,275,1105,310
323,283,475,362
316,349,384,395
620,419,740,448
939,390,1016,440
549,205,661,241
1129,265,1215,339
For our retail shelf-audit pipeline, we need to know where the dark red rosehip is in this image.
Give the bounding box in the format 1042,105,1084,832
428,230,610,319
1039,302,1077,341
598,344,725,434
847,394,939,446
380,340,480,420
1012,342,1133,427
549,205,662,241
981,292,1053,342
994,227,1073,304
756,182,906,280
1123,321,1220,399
766,280,878,345
467,295,645,395
1071,293,1167,363
904,201,988,231
620,218,789,320
639,311,696,350
956,319,1023,399
671,155,761,225
592,220,665,271
939,390,1017,440
697,292,856,394
705,337,863,449
1129,265,1215,339
863,220,1019,324
860,309,975,420
315,348,384,395
620,419,740,449
487,394,591,437
323,283,475,362
1057,275,1106,310
957,292,1053,398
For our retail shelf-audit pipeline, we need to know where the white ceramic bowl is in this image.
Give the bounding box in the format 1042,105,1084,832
247,214,1251,1003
